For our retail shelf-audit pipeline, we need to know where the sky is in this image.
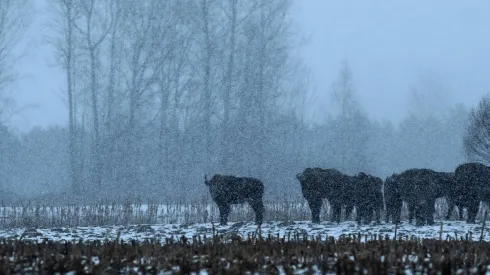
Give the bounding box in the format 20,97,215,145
8,0,490,132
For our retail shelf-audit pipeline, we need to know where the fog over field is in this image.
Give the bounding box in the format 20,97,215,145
0,0,489,203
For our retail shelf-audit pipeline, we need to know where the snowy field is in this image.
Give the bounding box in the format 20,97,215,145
1,201,490,274
3,220,489,243
0,200,488,243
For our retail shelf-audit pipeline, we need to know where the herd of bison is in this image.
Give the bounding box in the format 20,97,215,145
204,162,490,226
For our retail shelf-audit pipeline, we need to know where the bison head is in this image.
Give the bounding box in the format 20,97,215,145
385,173,399,184
204,174,224,200
296,172,305,181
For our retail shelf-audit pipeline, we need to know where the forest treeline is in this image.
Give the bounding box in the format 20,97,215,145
0,0,475,203
0,98,469,203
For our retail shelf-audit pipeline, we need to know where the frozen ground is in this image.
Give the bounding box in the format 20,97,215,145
2,220,489,243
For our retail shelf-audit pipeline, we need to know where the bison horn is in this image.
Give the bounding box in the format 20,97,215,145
296,173,302,179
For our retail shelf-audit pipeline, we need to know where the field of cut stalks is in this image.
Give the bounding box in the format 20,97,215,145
2,233,490,274
0,199,489,274
0,198,480,229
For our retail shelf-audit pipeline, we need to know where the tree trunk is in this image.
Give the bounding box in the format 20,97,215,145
257,0,266,178
87,28,102,189
65,0,78,193
221,0,237,172
202,0,212,173
105,5,119,186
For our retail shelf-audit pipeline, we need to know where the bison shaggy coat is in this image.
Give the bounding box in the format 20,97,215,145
388,168,453,226
384,175,402,224
352,172,383,225
454,162,490,223
204,174,265,226
296,167,355,223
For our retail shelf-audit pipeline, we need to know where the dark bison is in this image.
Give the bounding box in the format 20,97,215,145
352,172,384,225
454,162,490,223
384,175,402,224
296,167,355,223
442,172,466,220
386,169,453,226
204,174,265,226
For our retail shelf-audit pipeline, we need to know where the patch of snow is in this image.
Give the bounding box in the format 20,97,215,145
0,220,487,243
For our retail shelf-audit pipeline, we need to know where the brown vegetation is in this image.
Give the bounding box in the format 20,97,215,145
0,233,489,273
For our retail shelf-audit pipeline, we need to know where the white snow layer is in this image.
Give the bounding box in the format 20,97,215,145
3,220,489,243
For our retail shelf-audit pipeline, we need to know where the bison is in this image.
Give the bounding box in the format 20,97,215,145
204,174,265,226
454,162,490,223
442,172,466,220
384,175,402,224
352,172,384,225
296,167,356,223
386,169,453,226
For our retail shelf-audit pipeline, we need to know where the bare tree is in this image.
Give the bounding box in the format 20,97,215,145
46,0,81,192
408,72,450,119
231,0,295,176
330,61,370,173
156,1,194,190
0,0,32,122
201,0,214,174
464,95,490,163
220,0,238,172
73,0,113,188
118,0,173,189
102,0,121,183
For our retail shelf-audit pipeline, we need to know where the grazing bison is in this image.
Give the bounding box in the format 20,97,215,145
204,174,265,226
296,167,355,223
387,169,452,226
352,172,384,225
384,175,402,224
454,162,490,223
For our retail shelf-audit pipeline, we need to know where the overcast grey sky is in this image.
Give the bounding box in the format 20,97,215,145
10,0,490,132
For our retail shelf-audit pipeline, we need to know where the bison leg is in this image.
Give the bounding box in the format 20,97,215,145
408,203,416,224
385,203,393,223
446,198,454,220
467,201,479,224
218,204,231,226
331,202,342,224
356,206,363,225
458,206,464,221
425,198,436,226
307,197,322,223
345,202,355,221
415,202,426,226
375,205,382,224
366,207,374,225
394,202,402,224
249,199,265,225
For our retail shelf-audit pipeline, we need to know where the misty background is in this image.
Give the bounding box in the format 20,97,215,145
0,0,486,203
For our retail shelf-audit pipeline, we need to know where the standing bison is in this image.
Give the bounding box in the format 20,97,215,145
352,172,384,225
384,175,402,224
442,172,465,220
386,169,453,226
204,174,265,226
296,167,355,223
454,162,490,223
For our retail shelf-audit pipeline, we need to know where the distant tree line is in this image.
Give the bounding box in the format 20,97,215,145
0,0,486,204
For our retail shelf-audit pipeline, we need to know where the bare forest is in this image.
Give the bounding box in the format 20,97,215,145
0,0,481,206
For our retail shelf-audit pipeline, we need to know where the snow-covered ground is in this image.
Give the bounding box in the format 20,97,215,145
3,220,489,243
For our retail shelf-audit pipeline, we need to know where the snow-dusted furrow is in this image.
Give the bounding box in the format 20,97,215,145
2,220,488,243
